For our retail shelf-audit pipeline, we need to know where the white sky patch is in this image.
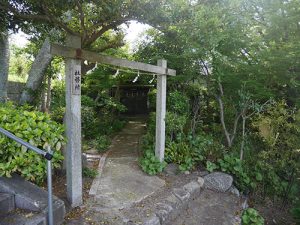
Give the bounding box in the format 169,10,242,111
122,20,151,52
10,31,29,48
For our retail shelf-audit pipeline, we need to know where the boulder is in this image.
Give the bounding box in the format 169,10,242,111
203,172,233,192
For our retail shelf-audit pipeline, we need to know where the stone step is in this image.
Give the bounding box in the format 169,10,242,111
0,175,65,225
0,193,15,216
0,208,46,225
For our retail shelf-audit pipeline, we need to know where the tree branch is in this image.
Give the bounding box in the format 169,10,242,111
230,110,242,143
75,1,87,39
0,3,51,23
41,3,79,36
83,19,128,47
217,95,232,147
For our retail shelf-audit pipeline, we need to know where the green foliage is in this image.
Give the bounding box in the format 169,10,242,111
251,101,300,197
50,106,65,123
290,180,300,223
165,141,193,168
132,0,300,219
165,112,187,141
81,95,96,108
167,91,189,115
96,135,111,153
82,167,98,178
147,89,157,111
206,161,218,173
0,103,65,184
242,208,264,225
8,45,31,83
50,83,65,123
81,106,98,139
178,157,194,172
218,155,254,191
165,133,220,172
139,150,167,175
292,200,300,223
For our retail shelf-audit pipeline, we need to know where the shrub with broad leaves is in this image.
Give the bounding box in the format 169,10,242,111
0,103,65,185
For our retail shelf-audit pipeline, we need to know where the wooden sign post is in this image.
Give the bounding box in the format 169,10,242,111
50,35,176,207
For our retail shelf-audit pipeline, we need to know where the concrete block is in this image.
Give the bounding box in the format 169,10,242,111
0,211,46,225
0,175,65,225
25,214,47,225
0,193,15,216
172,188,190,203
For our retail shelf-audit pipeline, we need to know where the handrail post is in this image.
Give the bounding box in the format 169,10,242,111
47,146,54,225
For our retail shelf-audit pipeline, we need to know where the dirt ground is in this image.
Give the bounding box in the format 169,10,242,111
49,166,296,225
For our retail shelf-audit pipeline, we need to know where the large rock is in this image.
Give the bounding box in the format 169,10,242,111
203,172,233,192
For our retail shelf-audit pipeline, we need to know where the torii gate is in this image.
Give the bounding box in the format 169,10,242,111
49,35,176,207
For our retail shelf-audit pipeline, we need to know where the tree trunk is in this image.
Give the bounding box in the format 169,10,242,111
217,96,232,147
240,116,246,160
0,32,10,103
217,82,242,148
46,75,52,112
41,76,47,112
20,38,53,104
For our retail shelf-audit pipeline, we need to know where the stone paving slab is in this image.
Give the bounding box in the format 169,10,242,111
88,118,165,211
92,157,165,210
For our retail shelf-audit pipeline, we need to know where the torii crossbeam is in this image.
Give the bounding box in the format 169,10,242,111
49,35,176,207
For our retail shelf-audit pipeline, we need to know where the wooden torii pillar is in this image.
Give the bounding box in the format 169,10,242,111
50,35,176,207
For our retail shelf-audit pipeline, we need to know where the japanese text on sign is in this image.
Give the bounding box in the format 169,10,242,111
72,65,81,95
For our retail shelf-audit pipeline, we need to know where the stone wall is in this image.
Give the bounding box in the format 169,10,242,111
7,81,25,102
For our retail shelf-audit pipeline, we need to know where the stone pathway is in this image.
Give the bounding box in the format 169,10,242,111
66,118,243,225
81,118,165,223
167,189,241,225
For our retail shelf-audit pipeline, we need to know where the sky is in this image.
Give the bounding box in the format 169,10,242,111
10,21,150,50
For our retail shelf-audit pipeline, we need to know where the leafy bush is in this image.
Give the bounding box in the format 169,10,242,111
167,91,189,115
242,208,264,225
96,135,111,152
206,161,218,172
0,103,65,184
218,155,254,191
50,106,65,123
139,150,167,175
83,167,98,178
50,83,65,110
250,101,300,198
165,141,191,164
178,157,194,172
81,95,96,107
165,133,220,172
292,200,300,223
81,106,98,139
165,112,187,141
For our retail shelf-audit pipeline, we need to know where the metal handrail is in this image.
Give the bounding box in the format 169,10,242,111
0,127,54,225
